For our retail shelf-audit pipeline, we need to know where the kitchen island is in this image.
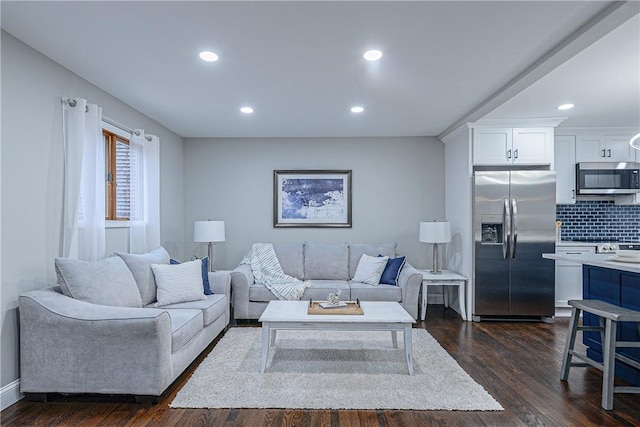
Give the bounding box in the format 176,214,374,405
543,253,640,386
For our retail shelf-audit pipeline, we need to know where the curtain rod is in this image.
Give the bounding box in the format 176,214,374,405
103,116,134,135
65,98,151,140
103,116,151,141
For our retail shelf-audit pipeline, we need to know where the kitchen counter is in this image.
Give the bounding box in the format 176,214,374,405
555,241,599,248
543,253,640,274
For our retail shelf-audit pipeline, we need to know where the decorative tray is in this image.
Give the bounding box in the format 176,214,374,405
307,301,364,315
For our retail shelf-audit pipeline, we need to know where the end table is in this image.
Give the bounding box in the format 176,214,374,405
419,270,467,321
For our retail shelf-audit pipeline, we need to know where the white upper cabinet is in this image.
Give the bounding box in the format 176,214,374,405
472,128,512,164
575,134,637,162
472,127,553,165
554,135,576,204
512,128,554,164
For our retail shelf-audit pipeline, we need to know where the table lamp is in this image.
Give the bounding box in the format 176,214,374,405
419,220,451,274
194,220,225,272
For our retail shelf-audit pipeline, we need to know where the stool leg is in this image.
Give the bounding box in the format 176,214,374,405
601,318,617,410
561,306,581,381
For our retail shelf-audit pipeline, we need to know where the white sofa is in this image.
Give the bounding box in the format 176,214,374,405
231,242,423,320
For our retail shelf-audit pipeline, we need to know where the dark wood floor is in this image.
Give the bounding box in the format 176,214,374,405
3,305,640,426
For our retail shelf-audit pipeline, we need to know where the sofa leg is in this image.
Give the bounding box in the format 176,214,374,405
134,395,160,404
24,392,48,402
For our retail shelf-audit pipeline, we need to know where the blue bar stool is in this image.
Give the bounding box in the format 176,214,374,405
561,299,640,410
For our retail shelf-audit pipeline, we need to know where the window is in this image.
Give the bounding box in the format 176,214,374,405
103,130,130,220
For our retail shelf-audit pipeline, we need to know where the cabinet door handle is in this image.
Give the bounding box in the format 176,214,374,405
566,252,582,255
572,189,575,199
601,149,606,157
607,149,612,157
507,149,512,159
514,149,518,159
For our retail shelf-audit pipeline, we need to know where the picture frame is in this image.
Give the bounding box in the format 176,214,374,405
273,170,352,228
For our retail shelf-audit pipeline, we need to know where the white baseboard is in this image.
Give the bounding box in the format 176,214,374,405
1,379,23,411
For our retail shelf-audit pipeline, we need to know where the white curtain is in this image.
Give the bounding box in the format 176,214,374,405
61,97,106,260
129,130,160,253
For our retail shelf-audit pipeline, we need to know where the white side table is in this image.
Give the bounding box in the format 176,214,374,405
419,270,467,321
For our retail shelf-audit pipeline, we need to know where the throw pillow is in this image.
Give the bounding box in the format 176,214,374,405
379,255,406,286
151,259,207,307
352,254,389,286
115,247,170,306
170,257,213,295
55,256,143,307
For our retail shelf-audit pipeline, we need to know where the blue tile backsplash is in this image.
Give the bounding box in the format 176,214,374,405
556,200,640,242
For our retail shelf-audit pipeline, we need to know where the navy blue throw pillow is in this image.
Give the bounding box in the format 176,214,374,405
378,255,406,286
169,257,213,295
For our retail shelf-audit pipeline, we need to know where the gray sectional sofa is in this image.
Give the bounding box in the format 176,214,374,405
231,242,423,320
19,251,230,402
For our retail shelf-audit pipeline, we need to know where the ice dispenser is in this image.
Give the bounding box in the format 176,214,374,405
481,214,503,244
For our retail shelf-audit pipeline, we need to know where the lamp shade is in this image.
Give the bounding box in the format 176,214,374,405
194,220,225,243
419,221,451,244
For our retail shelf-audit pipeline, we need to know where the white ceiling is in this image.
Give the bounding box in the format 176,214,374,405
2,1,638,138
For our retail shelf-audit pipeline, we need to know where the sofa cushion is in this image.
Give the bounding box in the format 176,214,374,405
379,255,406,286
348,243,397,278
55,256,142,308
159,294,226,326
116,247,170,306
273,243,304,279
170,257,213,295
151,259,207,307
352,254,389,285
249,280,351,302
302,280,351,301
164,309,203,352
304,243,349,280
349,281,402,302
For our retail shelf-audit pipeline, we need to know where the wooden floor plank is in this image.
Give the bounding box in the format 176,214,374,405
3,306,640,426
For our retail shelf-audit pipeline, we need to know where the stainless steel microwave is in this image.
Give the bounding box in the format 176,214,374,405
576,162,640,195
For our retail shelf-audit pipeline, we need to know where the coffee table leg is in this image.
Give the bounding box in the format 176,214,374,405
261,323,270,373
404,326,414,375
391,331,398,348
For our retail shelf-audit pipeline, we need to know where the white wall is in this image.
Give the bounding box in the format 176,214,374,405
0,31,185,403
183,137,445,270
443,125,473,318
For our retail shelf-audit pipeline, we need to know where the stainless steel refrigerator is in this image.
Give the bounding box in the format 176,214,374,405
473,170,556,321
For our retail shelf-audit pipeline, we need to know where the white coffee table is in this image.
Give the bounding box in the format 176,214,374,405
258,300,416,375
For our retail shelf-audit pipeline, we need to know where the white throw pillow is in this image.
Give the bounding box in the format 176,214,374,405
151,259,207,307
352,254,389,286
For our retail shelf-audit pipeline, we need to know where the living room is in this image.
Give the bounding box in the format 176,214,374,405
2,1,640,425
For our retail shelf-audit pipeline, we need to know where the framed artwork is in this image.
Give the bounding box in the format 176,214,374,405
273,170,352,228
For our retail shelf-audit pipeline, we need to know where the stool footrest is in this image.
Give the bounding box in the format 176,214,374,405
614,386,640,394
569,351,604,371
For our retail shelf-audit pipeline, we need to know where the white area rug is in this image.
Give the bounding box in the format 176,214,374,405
170,328,503,411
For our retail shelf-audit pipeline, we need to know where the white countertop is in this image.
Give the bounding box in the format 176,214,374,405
555,241,599,248
543,253,640,274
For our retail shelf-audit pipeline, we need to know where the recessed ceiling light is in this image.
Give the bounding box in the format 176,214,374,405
351,106,364,113
363,50,382,61
240,107,254,114
557,103,574,110
199,51,219,62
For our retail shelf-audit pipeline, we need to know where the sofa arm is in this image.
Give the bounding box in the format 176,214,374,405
230,264,254,318
397,263,423,320
19,287,173,396
208,271,231,299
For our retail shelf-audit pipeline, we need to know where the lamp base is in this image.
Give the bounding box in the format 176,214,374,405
207,242,215,272
431,242,442,274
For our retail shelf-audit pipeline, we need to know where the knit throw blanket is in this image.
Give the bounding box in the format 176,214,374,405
241,243,310,301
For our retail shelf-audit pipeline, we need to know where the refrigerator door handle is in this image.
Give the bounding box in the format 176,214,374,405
511,198,518,259
503,198,511,259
